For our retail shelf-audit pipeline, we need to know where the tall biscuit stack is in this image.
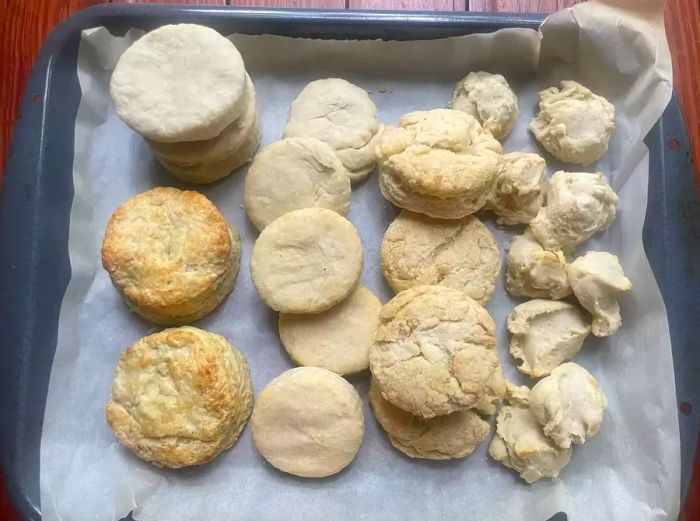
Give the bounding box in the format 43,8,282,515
110,23,260,184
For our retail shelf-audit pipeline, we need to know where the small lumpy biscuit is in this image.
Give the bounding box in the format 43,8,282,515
369,285,505,419
251,367,364,478
110,24,247,142
380,210,501,304
528,171,618,252
489,383,571,483
376,109,503,219
567,251,632,336
279,285,381,375
368,380,490,460
283,78,381,183
101,187,240,324
106,327,253,468
530,362,608,449
250,208,363,313
506,233,571,300
484,152,547,225
244,137,352,231
529,80,615,165
507,299,590,378
449,71,519,140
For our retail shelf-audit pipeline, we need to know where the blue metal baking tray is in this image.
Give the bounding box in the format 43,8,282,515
0,5,697,521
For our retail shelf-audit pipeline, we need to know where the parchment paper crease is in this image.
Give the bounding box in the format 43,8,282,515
40,1,679,520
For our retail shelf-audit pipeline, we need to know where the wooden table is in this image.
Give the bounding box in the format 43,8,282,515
0,1,698,520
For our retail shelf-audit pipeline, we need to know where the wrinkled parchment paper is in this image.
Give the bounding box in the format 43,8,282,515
40,1,679,520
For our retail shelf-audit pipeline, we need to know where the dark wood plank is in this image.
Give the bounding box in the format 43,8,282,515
231,0,345,7
348,0,463,10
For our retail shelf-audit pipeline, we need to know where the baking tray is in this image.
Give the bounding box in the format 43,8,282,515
0,5,697,521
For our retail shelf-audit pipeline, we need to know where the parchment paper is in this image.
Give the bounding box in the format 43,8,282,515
39,1,680,520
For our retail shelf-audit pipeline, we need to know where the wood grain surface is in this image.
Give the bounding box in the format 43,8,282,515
1,1,699,520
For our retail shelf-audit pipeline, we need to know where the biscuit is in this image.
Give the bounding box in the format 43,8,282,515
368,380,490,460
279,285,381,375
251,367,364,478
110,24,247,142
530,362,608,449
148,75,257,166
505,233,571,300
106,326,253,468
528,171,618,252
529,80,615,165
283,78,381,183
567,251,632,336
449,71,519,140
101,187,240,324
484,152,546,225
250,208,363,313
376,109,503,219
244,137,352,231
380,210,501,304
369,285,505,418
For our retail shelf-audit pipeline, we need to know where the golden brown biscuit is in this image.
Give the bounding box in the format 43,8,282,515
101,187,240,324
106,326,253,468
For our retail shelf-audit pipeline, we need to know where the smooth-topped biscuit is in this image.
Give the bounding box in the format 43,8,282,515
106,327,253,468
244,137,352,231
369,380,490,460
529,80,615,165
369,285,505,418
101,187,240,324
376,109,503,219
506,233,571,300
279,285,381,375
283,78,381,183
380,210,501,304
250,208,363,313
449,71,519,140
110,24,247,142
251,367,364,478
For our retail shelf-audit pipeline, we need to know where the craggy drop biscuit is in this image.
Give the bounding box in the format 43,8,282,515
506,233,571,300
106,327,253,468
380,210,501,304
251,367,364,478
250,208,363,313
279,285,381,375
101,187,240,325
244,137,351,231
369,285,505,418
368,380,490,460
110,24,247,142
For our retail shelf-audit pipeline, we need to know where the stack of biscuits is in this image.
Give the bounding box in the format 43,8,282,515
110,23,260,184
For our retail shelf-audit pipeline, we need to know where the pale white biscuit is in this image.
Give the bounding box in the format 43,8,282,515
507,299,591,378
529,80,615,165
106,327,253,468
530,362,608,449
369,285,505,419
148,75,257,165
380,210,501,304
251,367,364,478
485,152,546,225
528,171,618,252
449,71,519,140
110,24,247,142
244,137,352,231
376,109,503,219
567,251,632,336
250,208,363,313
506,233,571,300
489,383,571,483
283,78,380,183
278,285,381,375
368,380,490,460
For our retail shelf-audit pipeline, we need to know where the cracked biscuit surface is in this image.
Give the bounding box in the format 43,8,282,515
380,210,501,304
101,187,240,324
369,285,504,419
106,326,253,468
506,233,571,300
